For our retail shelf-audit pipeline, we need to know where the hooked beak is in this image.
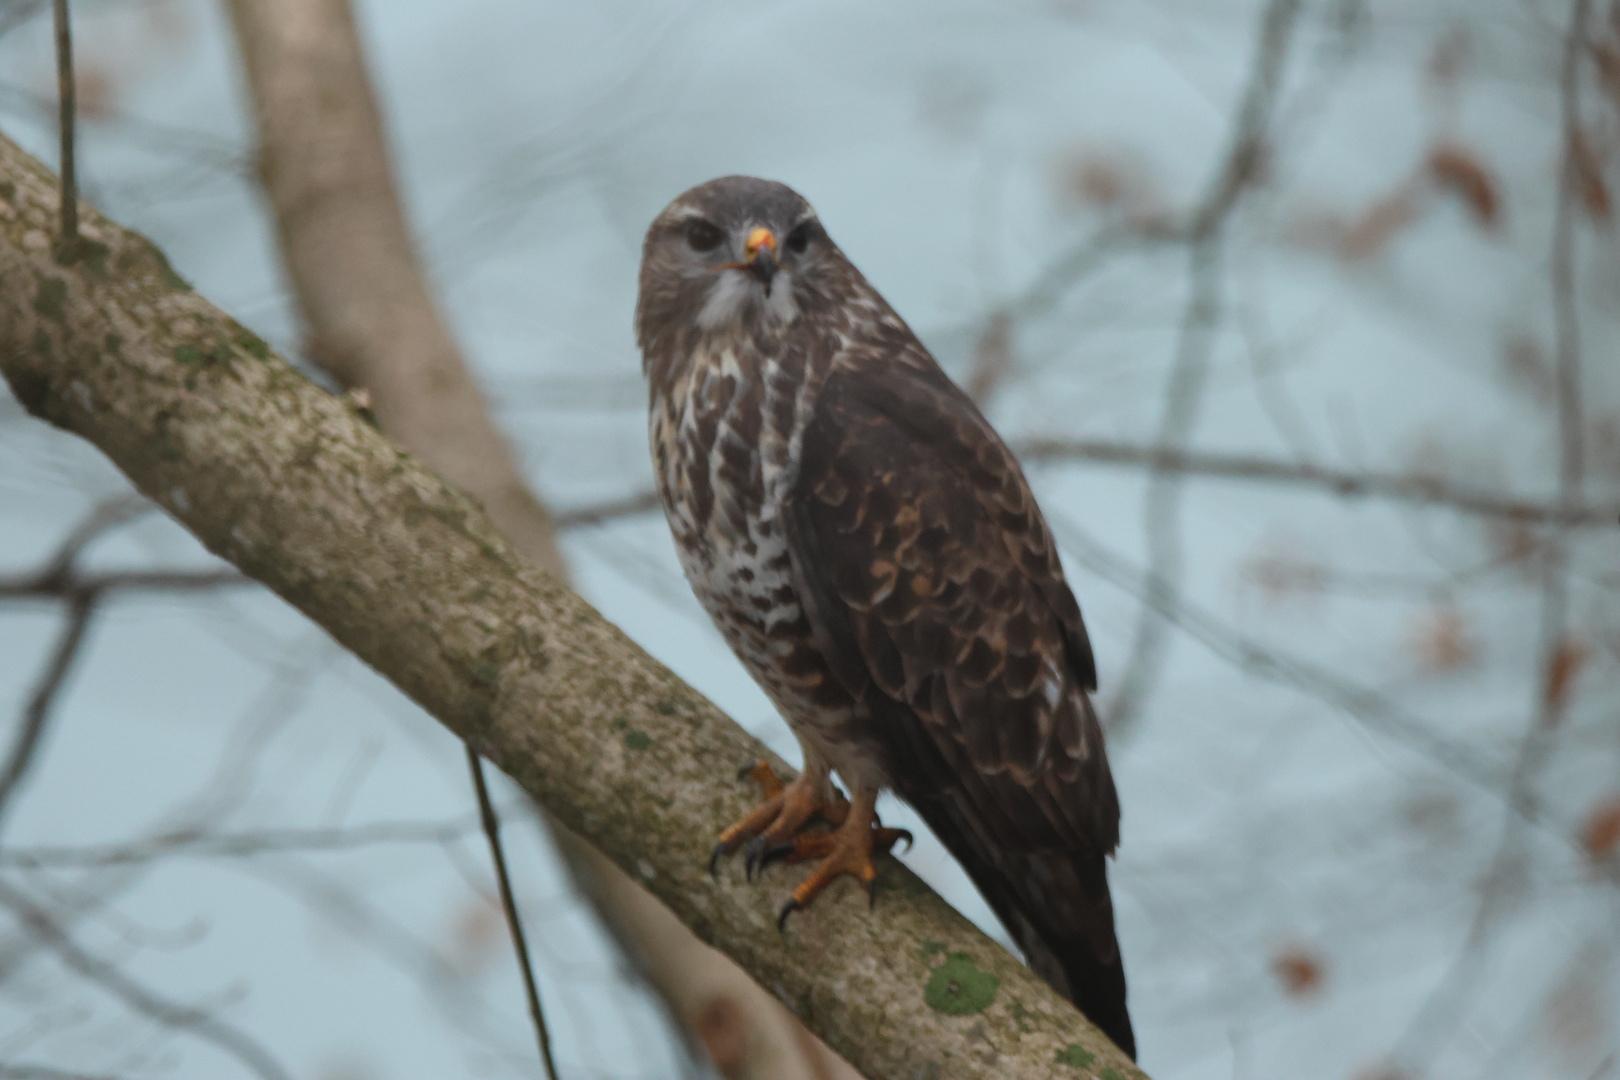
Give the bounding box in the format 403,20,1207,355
744,227,778,292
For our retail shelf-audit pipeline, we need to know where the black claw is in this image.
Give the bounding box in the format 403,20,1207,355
776,898,800,932
736,760,762,783
708,843,728,879
743,835,768,881
867,880,878,910
756,841,796,872
894,829,915,854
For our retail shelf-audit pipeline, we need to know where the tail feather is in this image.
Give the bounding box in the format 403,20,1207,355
910,794,1136,1060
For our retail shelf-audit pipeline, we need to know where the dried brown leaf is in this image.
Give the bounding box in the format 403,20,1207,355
1542,636,1590,714
1502,336,1554,405
1340,188,1422,261
1271,944,1327,998
1581,796,1620,861
1485,520,1540,566
1052,146,1164,222
1241,547,1326,606
447,896,503,974
1429,144,1500,228
1410,605,1475,673
1593,38,1620,108
1427,27,1470,88
1569,130,1612,221
75,68,117,121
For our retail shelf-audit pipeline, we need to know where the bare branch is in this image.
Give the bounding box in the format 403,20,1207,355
36,495,150,584
1014,437,1619,525
0,569,247,600
0,594,94,833
468,747,560,1080
0,1065,120,1080
0,128,1138,1080
1045,511,1512,804
0,877,293,1080
1106,0,1303,738
49,0,74,241
0,812,501,868
553,491,663,530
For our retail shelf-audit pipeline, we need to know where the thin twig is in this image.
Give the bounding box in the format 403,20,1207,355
0,1065,119,1080
1387,3,1593,1068
0,877,293,1080
552,490,662,530
37,495,151,585
50,0,75,240
1014,437,1619,525
1104,0,1303,739
0,568,247,600
467,746,559,1080
0,811,504,867
1553,2,1590,503
231,855,540,1071
1045,510,1511,801
0,594,94,833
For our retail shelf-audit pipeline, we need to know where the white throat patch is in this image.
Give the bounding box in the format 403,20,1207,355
696,269,799,331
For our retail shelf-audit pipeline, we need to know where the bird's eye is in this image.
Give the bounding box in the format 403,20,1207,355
785,221,815,255
684,219,724,253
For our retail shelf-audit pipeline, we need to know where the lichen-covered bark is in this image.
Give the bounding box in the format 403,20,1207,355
0,130,1144,1080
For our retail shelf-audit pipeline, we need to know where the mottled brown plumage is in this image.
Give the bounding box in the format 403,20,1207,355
636,176,1134,1058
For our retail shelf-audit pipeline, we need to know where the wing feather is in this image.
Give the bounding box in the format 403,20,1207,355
783,350,1117,855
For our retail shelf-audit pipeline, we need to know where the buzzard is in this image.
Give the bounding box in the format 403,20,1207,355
636,176,1134,1058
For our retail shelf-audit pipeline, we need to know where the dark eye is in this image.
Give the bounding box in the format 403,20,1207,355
684,219,724,253
785,221,816,254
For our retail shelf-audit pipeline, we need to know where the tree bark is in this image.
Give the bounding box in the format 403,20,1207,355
218,1,855,1074
0,132,1143,1080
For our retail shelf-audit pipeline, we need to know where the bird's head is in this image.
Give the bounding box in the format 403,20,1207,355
636,176,837,355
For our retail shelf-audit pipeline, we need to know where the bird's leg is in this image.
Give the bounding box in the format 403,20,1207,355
775,788,913,930
710,760,844,879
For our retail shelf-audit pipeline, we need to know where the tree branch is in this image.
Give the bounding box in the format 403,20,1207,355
1013,437,1618,525
0,813,494,868
0,129,1141,1080
0,594,94,833
1106,0,1303,738
0,877,293,1080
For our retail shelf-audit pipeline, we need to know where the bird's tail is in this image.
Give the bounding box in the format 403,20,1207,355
907,794,1135,1060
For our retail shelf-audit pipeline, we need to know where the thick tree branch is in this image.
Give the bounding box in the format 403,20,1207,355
0,130,1142,1080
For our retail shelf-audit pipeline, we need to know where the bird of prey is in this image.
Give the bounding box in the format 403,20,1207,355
636,176,1134,1058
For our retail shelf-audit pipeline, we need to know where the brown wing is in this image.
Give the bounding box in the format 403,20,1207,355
783,352,1117,856
782,342,1135,1057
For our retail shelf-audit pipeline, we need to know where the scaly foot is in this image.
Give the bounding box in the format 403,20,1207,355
709,761,844,880
771,789,912,930
709,762,912,906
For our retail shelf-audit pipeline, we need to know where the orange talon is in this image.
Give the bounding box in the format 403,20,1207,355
710,761,841,878
758,821,911,871
775,790,910,930
711,764,910,917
